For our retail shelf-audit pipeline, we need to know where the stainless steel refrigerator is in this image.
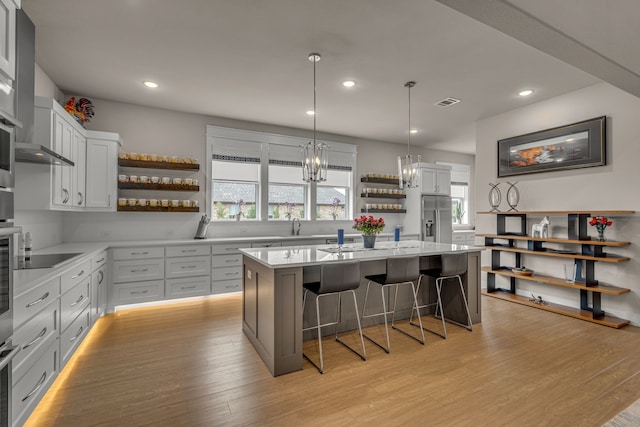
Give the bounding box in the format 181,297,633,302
421,195,452,243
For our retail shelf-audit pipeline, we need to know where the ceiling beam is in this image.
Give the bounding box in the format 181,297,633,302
436,0,640,99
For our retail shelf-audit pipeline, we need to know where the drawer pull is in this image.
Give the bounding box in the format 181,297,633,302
131,251,149,255
130,290,149,295
71,270,85,279
180,285,197,290
96,257,105,263
224,259,239,264
69,326,84,342
130,268,149,273
181,249,197,253
26,292,50,308
224,248,238,251
23,327,48,350
225,272,239,276
22,372,47,402
225,285,238,289
180,265,198,269
70,295,85,307
97,270,104,285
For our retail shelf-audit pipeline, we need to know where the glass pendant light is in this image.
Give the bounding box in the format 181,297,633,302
397,81,421,188
302,53,329,182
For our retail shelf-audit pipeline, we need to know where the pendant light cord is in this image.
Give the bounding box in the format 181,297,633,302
405,81,415,156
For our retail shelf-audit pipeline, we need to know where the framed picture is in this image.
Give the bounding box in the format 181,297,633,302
497,116,606,177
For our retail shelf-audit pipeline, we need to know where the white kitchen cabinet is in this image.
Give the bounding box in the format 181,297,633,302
0,0,16,81
85,130,121,211
419,164,451,195
90,251,107,324
165,255,210,279
112,280,165,306
60,306,90,366
166,276,210,300
72,130,86,207
211,243,243,295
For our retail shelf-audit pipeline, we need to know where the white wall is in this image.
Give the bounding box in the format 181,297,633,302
475,82,640,325
61,96,474,242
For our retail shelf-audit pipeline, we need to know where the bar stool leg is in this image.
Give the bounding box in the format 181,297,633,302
334,290,367,361
315,294,324,373
380,284,392,352
457,276,473,331
435,278,448,338
410,275,446,339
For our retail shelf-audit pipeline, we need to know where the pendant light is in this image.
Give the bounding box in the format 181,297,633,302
397,81,421,188
302,53,329,182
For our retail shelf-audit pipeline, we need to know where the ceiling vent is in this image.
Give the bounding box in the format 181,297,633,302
435,97,460,107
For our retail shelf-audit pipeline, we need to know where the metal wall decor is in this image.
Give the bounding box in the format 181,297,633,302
498,116,606,177
488,182,501,212
506,181,520,211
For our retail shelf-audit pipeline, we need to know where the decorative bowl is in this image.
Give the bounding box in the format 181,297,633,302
511,267,534,276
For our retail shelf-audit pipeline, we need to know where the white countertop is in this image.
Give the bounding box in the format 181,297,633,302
239,240,482,268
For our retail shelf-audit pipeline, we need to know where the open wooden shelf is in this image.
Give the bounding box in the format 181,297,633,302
118,182,200,191
360,177,399,185
477,233,630,247
117,206,199,212
360,193,406,199
480,245,630,263
118,159,200,171
360,209,406,214
481,267,630,295
482,289,630,328
477,210,635,215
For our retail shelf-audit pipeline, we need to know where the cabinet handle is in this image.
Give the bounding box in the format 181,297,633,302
97,270,104,285
225,272,239,276
180,265,197,269
71,270,85,279
70,294,85,307
224,248,238,251
62,189,70,204
69,326,84,342
180,285,197,290
23,327,47,350
130,268,149,273
224,259,239,264
22,372,47,402
225,285,238,289
181,249,197,253
96,257,105,263
26,292,50,308
78,192,84,205
130,290,149,295
131,251,149,255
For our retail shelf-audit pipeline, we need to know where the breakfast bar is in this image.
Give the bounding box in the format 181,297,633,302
240,240,482,376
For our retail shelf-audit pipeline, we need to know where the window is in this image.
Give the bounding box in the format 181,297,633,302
438,162,471,226
206,126,356,222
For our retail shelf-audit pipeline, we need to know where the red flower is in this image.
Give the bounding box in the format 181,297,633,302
353,215,386,235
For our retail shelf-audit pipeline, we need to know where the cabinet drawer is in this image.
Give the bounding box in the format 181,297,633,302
60,277,90,332
113,280,164,306
60,259,91,294
166,276,210,300
90,250,107,271
212,253,243,268
12,341,58,427
14,277,60,329
12,299,58,385
212,266,242,282
166,245,211,257
60,306,90,366
165,256,211,279
452,234,466,244
211,243,242,255
211,279,242,295
251,241,281,248
112,259,165,283
111,246,164,260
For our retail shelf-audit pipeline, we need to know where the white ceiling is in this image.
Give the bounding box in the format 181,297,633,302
22,0,620,154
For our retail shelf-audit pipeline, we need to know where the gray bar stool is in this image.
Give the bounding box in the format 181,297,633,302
411,252,473,339
361,256,425,353
302,261,366,374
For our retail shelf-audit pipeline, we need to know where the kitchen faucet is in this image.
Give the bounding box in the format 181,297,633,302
292,218,301,235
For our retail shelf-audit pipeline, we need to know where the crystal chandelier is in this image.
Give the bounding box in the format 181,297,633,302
398,81,421,188
302,53,329,182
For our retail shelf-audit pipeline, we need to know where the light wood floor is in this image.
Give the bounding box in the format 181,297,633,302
26,294,640,427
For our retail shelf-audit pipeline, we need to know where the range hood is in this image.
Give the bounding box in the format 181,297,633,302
13,9,74,167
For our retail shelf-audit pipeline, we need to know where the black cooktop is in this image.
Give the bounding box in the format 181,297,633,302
15,253,82,270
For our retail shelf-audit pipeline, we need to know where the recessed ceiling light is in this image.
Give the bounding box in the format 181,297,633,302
518,89,534,97
34,152,44,156
342,80,356,88
306,110,315,116
143,81,159,88
410,129,418,134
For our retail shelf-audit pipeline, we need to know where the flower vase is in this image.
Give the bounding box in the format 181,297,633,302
362,234,376,249
597,227,606,241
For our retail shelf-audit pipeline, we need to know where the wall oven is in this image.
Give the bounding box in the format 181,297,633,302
0,122,14,190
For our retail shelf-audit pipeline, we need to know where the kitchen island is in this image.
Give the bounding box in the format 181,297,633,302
240,240,482,376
